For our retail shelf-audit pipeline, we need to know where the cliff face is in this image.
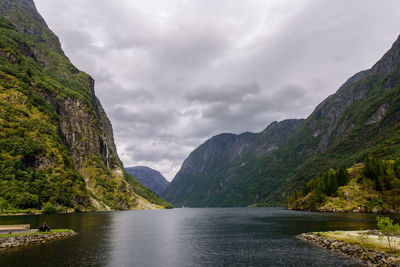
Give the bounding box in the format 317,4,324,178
0,0,170,210
163,119,304,206
125,166,170,196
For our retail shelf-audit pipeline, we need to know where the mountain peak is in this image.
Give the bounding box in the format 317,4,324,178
0,0,63,54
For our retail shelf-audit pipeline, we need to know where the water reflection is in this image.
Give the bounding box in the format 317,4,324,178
0,208,390,266
0,212,114,266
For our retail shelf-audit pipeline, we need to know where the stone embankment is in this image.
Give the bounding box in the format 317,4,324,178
299,233,400,266
0,231,77,251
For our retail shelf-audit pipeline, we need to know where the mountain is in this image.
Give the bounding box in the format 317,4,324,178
0,0,171,211
165,34,400,207
259,33,400,206
125,166,170,196
163,119,305,206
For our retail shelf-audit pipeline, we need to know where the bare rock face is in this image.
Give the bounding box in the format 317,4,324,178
366,103,390,125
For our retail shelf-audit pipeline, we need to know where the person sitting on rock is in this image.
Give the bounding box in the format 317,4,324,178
38,222,51,232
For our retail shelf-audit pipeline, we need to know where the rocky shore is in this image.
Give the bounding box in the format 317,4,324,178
299,232,400,266
0,231,77,251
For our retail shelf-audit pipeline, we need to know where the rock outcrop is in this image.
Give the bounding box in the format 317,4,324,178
0,231,77,251
299,233,400,266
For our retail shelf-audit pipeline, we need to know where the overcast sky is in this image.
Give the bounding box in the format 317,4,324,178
35,0,400,181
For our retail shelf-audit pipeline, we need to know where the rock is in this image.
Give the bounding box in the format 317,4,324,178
0,231,77,251
298,233,400,266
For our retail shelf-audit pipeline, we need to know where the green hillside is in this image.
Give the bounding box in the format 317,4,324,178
287,158,400,213
0,0,171,212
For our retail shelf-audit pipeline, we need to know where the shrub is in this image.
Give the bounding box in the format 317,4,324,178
377,216,400,252
14,192,39,209
42,202,57,214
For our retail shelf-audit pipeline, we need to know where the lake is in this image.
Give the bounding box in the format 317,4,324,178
0,208,384,266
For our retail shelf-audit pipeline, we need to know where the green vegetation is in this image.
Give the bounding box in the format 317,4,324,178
0,229,72,238
287,157,400,212
0,15,91,211
41,202,65,214
124,171,173,209
0,4,171,212
377,216,400,252
318,230,400,255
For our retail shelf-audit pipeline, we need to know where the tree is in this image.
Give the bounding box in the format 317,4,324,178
0,198,8,213
377,216,400,252
336,167,349,187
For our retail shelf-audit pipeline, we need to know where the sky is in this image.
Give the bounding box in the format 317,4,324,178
34,0,400,181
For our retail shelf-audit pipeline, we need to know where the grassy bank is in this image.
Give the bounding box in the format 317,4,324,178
0,229,73,238
319,231,400,255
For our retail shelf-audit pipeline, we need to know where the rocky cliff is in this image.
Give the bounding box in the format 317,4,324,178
125,166,170,196
163,119,304,206
0,0,171,211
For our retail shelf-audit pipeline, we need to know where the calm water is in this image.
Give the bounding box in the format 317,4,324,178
0,208,386,266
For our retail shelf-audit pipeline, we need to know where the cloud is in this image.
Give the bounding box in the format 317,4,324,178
185,82,261,103
34,0,400,180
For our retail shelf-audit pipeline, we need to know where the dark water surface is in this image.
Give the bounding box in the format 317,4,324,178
0,208,384,266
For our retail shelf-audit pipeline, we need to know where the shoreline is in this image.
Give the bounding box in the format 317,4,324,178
287,206,400,215
299,232,400,266
0,206,172,217
0,230,77,251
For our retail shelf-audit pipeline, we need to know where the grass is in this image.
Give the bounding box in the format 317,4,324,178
0,209,42,215
0,229,73,238
318,230,400,255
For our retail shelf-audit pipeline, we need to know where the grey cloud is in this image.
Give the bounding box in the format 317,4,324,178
35,0,400,180
125,143,189,162
109,106,177,125
58,29,96,52
185,82,261,103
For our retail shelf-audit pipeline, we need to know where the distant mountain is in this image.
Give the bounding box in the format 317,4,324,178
125,166,170,196
0,0,171,211
165,34,400,207
163,119,305,206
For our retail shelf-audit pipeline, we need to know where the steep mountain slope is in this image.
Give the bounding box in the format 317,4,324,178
0,0,171,211
258,33,400,205
125,166,170,196
225,33,400,206
166,34,400,207
163,119,304,206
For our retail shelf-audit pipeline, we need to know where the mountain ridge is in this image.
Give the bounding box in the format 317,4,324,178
163,119,305,206
165,33,400,207
125,166,170,196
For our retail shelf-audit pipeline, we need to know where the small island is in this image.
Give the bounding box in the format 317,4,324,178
0,224,76,251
